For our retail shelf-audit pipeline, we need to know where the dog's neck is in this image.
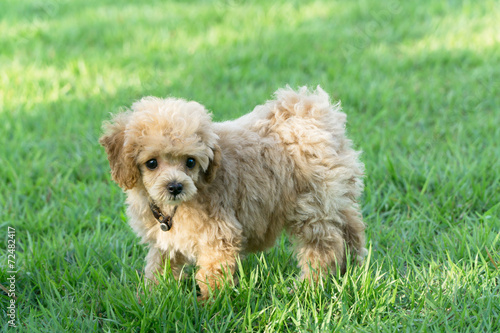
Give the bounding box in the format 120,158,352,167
141,187,178,232
149,201,177,232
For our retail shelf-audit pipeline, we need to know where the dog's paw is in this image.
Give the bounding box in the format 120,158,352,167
356,248,369,264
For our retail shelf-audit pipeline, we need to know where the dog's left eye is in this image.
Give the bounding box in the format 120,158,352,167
186,157,196,169
146,159,158,170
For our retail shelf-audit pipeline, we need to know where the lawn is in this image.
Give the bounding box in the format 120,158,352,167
1,0,499,331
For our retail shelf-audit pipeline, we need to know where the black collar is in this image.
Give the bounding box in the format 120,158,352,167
149,201,177,232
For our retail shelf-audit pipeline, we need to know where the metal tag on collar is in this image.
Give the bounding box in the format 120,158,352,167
159,216,172,232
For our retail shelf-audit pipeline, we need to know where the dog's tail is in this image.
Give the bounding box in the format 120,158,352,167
273,86,343,122
267,86,348,149
266,86,363,195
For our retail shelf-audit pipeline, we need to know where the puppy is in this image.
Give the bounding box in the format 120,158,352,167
99,86,367,299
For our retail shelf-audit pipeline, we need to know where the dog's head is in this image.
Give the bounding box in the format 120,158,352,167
99,97,221,206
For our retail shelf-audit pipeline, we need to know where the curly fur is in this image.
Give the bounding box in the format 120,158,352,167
100,86,367,299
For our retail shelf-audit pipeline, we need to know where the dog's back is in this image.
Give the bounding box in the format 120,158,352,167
240,86,364,207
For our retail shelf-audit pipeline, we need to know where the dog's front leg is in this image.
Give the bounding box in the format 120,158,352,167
195,245,238,300
145,246,188,282
144,246,164,283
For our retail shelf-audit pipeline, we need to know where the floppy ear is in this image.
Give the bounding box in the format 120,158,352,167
204,144,221,183
99,112,140,190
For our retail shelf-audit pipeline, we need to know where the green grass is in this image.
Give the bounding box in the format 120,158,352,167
1,0,499,331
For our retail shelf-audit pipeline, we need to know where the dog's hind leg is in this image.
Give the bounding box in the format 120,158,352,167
290,221,347,283
291,206,367,283
342,206,368,265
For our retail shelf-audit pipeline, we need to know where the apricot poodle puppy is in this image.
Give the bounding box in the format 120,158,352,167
99,86,367,299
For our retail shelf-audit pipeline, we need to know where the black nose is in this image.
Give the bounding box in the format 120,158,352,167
167,182,183,196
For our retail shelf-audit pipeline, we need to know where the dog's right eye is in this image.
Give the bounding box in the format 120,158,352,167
145,159,158,170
